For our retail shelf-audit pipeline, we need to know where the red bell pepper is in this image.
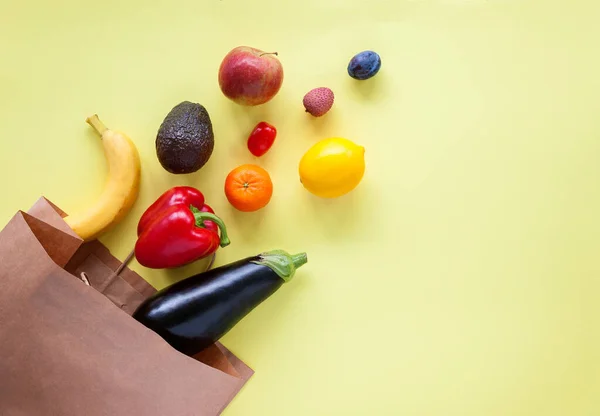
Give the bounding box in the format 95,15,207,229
135,187,230,269
137,186,218,235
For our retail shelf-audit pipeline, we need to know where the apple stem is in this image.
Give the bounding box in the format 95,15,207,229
259,52,278,57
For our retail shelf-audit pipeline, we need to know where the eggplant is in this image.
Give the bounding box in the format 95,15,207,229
133,249,307,356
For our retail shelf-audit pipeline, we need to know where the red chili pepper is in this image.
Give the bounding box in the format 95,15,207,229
135,187,230,269
247,121,277,157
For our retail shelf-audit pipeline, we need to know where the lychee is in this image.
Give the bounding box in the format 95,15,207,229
303,87,334,117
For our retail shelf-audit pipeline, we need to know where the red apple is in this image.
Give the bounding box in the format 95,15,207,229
218,46,284,106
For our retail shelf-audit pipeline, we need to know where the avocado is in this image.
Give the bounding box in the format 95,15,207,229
156,101,215,174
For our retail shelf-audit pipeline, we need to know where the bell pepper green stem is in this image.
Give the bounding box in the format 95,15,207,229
251,250,308,282
190,206,230,247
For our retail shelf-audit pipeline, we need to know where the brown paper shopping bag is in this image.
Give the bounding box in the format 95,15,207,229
0,198,252,416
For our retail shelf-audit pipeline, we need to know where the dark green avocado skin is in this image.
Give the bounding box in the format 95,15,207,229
156,101,215,174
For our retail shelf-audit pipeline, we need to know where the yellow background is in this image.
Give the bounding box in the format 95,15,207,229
1,0,599,414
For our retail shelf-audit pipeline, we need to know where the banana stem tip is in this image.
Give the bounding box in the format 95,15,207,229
86,114,108,136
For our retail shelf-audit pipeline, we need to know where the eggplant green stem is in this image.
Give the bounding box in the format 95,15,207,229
190,205,230,247
252,249,308,282
86,114,108,136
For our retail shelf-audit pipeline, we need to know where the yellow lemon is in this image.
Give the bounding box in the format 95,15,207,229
299,137,366,198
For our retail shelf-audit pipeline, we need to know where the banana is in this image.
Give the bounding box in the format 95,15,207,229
64,115,141,241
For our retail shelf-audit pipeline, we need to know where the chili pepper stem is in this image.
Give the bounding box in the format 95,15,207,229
190,206,231,247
